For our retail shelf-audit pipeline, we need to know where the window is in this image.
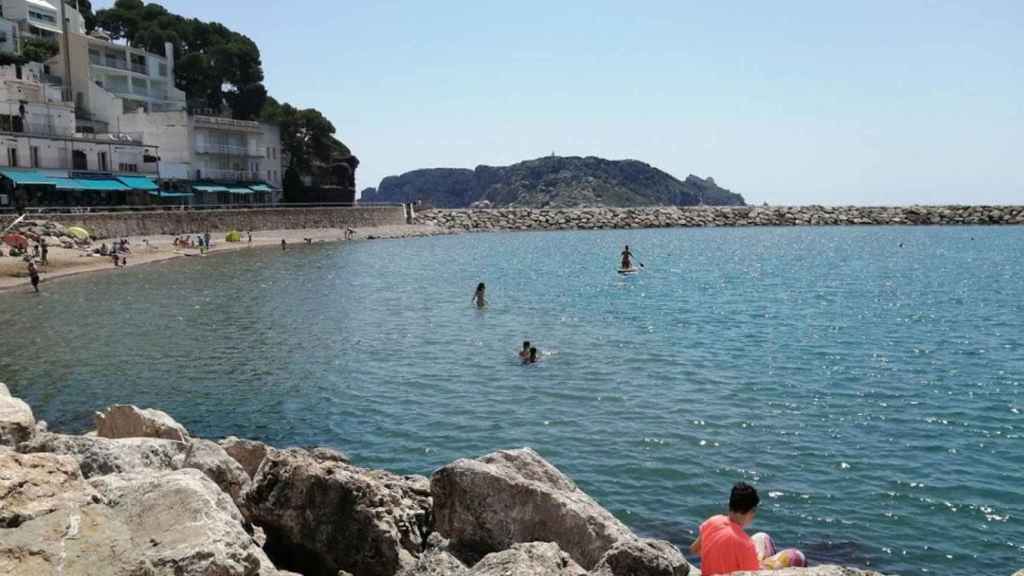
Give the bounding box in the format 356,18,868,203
29,10,56,23
7,147,17,167
30,146,39,168
98,151,108,171
158,62,167,77
72,150,87,170
118,163,138,173
267,170,271,181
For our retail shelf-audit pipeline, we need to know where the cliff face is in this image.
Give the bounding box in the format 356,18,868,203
361,156,744,208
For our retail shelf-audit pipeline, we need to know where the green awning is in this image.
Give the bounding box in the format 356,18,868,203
249,184,274,192
51,178,131,191
193,185,230,193
226,187,254,194
118,176,160,191
147,191,194,198
0,170,56,186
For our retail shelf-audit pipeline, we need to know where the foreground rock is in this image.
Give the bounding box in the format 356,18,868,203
243,448,432,576
95,404,191,442
182,438,251,503
397,547,469,576
0,465,284,575
734,567,885,576
431,448,635,568
0,383,35,447
592,538,690,576
19,432,188,477
469,542,588,576
220,435,272,478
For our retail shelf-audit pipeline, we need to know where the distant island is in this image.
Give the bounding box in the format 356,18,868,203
360,156,745,208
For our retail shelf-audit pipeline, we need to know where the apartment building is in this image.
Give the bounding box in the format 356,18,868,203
0,0,85,42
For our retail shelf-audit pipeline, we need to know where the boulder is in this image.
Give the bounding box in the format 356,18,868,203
0,468,285,575
0,451,98,528
95,404,190,442
0,383,35,447
243,448,433,576
397,547,469,576
220,435,272,478
468,542,587,576
431,448,634,568
592,538,690,576
733,568,885,576
180,438,250,505
18,432,188,478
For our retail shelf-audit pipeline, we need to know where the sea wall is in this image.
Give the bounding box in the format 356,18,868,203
42,206,408,239
416,205,1024,231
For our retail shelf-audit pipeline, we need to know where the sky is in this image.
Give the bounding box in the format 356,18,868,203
95,1,1023,205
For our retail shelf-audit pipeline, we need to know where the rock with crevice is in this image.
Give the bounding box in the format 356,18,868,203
468,542,587,576
431,447,634,568
397,547,468,576
95,404,190,442
18,432,188,478
243,448,433,576
0,451,99,529
179,438,251,505
0,468,286,575
0,383,35,448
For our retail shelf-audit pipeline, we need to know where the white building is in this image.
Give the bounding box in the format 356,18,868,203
0,0,85,42
0,64,161,209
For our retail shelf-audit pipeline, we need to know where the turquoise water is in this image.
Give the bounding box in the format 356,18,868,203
2,227,1022,575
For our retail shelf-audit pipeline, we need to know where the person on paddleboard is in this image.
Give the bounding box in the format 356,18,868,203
621,245,633,270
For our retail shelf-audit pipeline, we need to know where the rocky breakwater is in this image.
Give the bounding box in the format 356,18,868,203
0,382,898,576
416,205,1024,231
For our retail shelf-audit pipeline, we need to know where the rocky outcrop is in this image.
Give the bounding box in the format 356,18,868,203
398,547,469,576
592,539,690,576
431,447,635,568
243,448,433,576
0,382,35,447
95,404,191,442
181,438,251,504
0,467,285,575
469,542,588,576
362,156,745,208
417,205,1024,231
220,435,272,479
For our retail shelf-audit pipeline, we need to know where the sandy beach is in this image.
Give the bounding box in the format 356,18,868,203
0,224,449,294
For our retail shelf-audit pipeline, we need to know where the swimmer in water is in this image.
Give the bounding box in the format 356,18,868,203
526,347,539,364
621,245,633,270
518,341,531,361
472,282,487,308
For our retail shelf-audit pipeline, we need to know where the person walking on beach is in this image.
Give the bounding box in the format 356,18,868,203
248,231,253,244
690,483,805,575
27,260,40,293
281,238,287,251
40,240,48,265
472,282,487,308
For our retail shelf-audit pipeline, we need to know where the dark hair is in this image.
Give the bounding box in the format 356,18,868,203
523,341,531,350
729,482,759,514
477,283,485,291
529,347,538,360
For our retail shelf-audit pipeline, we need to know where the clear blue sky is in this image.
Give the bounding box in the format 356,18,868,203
98,1,1022,205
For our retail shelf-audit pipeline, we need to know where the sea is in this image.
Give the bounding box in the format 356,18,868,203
1,226,1021,575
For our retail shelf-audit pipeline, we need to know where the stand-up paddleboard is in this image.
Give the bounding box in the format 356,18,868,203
618,267,640,275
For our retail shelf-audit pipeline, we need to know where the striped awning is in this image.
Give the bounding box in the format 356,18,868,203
118,176,160,191
0,170,57,186
51,178,131,191
226,186,255,194
193,185,230,193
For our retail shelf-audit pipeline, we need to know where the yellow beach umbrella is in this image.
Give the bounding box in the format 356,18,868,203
225,230,241,242
66,226,90,240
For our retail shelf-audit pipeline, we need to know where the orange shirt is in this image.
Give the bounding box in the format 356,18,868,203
698,514,760,576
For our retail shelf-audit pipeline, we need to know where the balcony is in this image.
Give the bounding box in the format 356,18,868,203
200,169,262,182
193,115,263,133
194,143,265,157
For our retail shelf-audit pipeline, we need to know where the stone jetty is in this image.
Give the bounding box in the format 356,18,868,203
415,205,1024,232
0,381,925,576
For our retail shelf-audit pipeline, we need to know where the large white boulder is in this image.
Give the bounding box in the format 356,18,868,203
0,383,35,447
95,404,190,442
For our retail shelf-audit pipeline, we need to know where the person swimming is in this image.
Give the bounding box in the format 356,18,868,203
472,282,487,308
518,341,531,360
621,245,633,270
522,347,540,364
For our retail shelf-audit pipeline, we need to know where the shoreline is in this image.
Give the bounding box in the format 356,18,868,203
0,224,451,294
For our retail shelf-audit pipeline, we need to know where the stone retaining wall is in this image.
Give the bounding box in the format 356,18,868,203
43,206,408,239
416,205,1024,231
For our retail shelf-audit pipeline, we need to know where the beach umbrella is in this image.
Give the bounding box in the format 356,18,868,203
66,226,90,240
225,230,241,243
2,233,28,250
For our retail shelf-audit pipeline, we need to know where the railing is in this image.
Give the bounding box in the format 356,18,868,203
5,202,406,215
200,169,262,181
194,143,265,157
193,115,262,131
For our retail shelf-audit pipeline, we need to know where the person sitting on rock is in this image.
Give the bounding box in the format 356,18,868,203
689,482,805,575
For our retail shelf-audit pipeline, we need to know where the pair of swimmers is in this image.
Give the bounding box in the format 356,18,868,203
518,341,540,364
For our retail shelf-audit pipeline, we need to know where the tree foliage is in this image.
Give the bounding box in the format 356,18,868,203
20,38,60,63
94,0,265,119
261,97,351,172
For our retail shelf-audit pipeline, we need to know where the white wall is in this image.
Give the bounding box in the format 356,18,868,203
0,134,145,172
